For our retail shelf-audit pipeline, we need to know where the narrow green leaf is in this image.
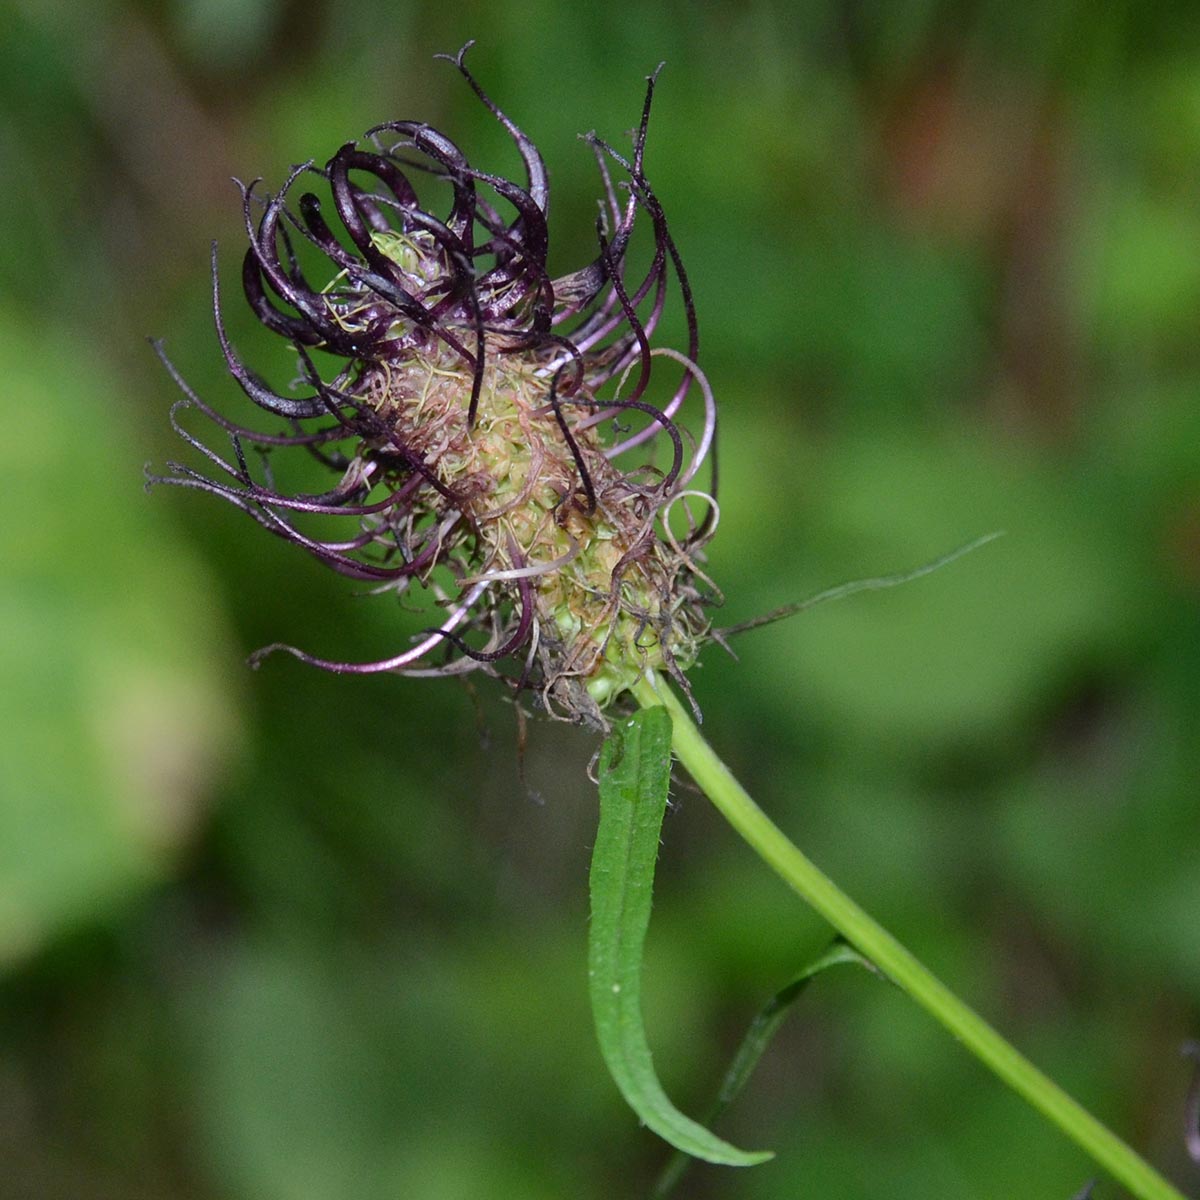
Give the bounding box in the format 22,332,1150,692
716,530,1004,638
589,707,771,1168
653,938,877,1196
714,940,876,1114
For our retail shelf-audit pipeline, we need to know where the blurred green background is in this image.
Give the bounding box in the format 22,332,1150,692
2,1,1199,1197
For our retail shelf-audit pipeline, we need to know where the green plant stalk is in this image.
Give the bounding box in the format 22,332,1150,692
632,673,1187,1200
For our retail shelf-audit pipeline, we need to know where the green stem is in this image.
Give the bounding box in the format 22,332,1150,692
633,673,1188,1200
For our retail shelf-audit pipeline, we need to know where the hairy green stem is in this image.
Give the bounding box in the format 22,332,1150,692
632,673,1187,1200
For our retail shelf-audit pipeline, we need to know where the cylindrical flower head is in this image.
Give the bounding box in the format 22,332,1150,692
156,45,719,726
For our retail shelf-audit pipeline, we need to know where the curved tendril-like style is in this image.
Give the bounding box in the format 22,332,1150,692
153,44,719,726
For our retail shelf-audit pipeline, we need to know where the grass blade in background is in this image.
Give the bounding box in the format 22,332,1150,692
590,707,771,1167
653,939,876,1196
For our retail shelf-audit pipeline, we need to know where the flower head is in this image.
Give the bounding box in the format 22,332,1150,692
155,44,718,726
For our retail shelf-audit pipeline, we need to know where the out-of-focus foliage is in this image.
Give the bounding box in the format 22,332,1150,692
0,1,1197,1198
0,306,237,967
